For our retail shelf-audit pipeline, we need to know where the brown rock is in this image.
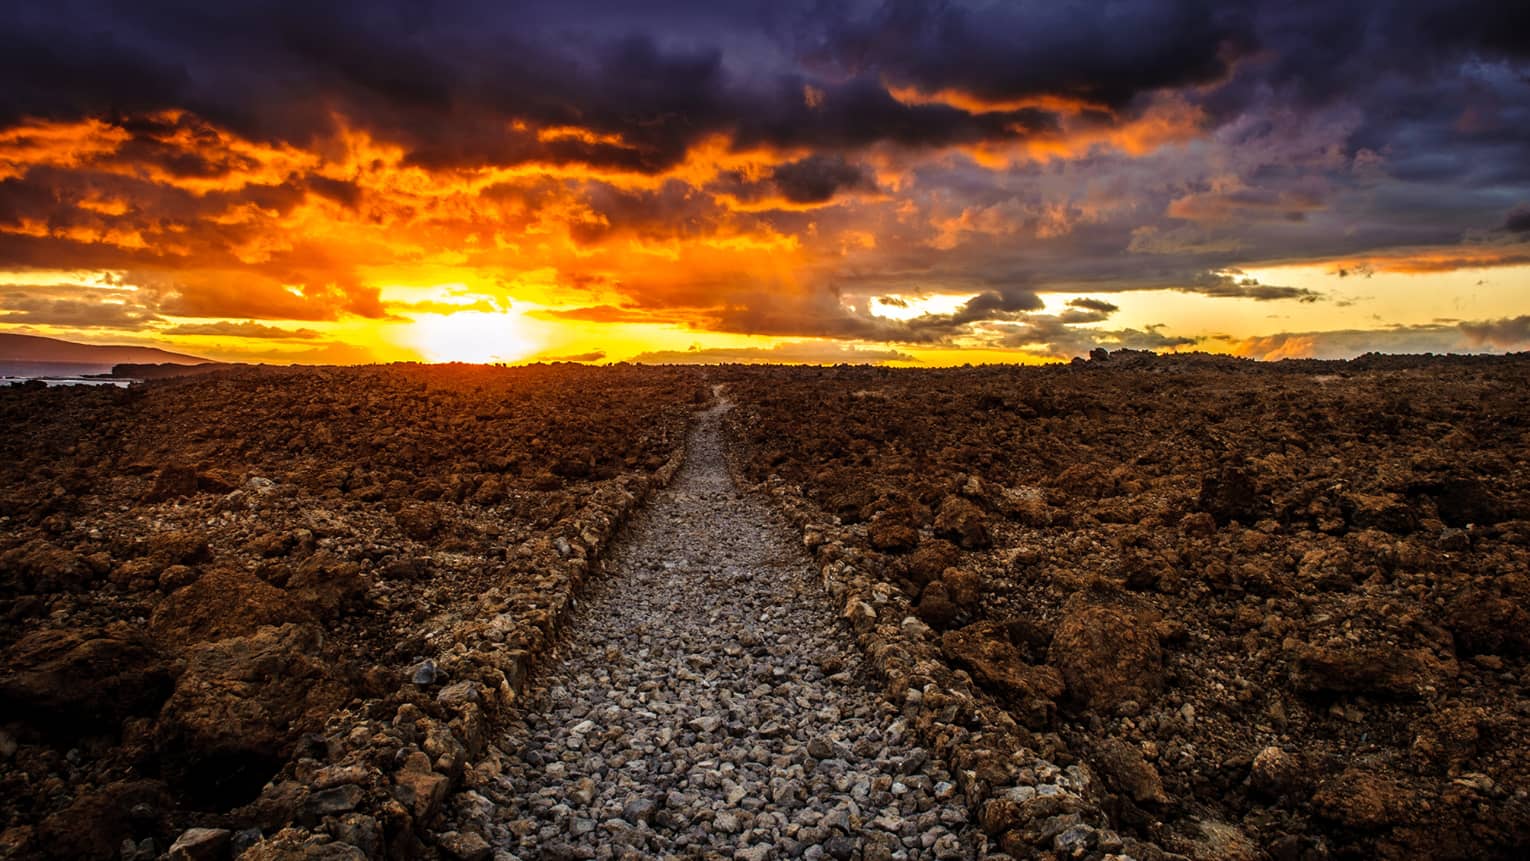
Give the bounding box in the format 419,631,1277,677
907,539,959,586
1445,589,1530,656
156,623,349,802
146,465,199,502
240,833,368,860
1430,476,1508,527
436,831,491,861
1249,746,1302,796
285,551,368,620
934,496,991,549
157,564,199,591
1313,768,1411,828
394,503,442,540
916,581,961,629
1346,493,1417,534
0,626,172,734
996,485,1052,526
33,780,170,861
1050,601,1164,711
150,566,311,648
0,826,36,859
1095,737,1168,804
393,753,449,822
1197,463,1267,526
1290,642,1455,698
867,515,919,553
0,539,92,592
941,567,981,606
145,530,212,566
167,828,231,861
941,622,1062,727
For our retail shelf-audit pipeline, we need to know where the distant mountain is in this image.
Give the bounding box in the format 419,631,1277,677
0,333,208,366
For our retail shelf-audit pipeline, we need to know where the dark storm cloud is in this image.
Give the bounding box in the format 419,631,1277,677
4,1,1528,173
1460,314,1530,348
799,0,1256,109
1505,207,1530,234
0,1,1063,174
950,287,1045,324
2,0,1530,355
769,155,876,205
1184,272,1323,302
1068,298,1120,315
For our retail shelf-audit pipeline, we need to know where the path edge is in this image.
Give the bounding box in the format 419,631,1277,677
719,408,1173,861
233,405,703,860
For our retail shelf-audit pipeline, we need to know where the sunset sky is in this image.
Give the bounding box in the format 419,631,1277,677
2,1,1528,365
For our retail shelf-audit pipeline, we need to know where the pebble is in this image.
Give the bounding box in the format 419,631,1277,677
438,402,978,858
412,659,438,686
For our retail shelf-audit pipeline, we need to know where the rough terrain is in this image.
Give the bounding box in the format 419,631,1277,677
0,364,704,859
725,352,1530,860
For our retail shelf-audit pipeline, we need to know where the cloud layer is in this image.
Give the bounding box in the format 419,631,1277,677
0,1,1527,358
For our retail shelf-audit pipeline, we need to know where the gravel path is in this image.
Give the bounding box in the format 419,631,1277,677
441,400,981,860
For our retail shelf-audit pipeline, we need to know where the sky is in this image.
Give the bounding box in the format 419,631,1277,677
1,0,1528,365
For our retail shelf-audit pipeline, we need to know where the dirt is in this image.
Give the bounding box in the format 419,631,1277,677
0,364,704,859
723,352,1530,860
3,353,1527,860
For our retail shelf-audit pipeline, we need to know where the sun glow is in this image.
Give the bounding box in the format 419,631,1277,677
408,311,538,364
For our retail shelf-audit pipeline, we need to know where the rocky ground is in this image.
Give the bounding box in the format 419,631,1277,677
0,364,704,859
725,352,1530,860
436,398,983,860
5,355,1528,860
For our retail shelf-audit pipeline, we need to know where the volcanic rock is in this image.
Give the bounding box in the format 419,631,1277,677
150,566,311,648
934,496,991,549
0,626,172,734
1050,600,1164,711
941,621,1062,727
156,623,349,803
1095,738,1169,804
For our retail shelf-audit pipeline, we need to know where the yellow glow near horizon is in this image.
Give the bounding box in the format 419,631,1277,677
407,311,538,364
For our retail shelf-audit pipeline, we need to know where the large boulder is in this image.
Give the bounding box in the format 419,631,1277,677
150,566,311,648
1050,599,1165,711
0,625,172,735
1312,768,1411,828
941,621,1062,727
866,514,919,553
1289,642,1455,698
34,780,171,861
933,496,991,549
156,624,350,804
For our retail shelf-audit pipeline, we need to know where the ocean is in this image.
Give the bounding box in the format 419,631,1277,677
0,362,135,387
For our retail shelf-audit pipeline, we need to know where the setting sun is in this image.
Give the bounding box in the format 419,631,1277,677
407,311,537,364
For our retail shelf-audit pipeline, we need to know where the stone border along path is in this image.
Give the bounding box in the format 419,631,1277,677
433,397,988,860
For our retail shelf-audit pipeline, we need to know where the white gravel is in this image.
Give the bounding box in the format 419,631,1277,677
442,401,981,860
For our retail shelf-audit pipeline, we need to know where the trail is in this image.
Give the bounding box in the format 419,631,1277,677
440,399,980,860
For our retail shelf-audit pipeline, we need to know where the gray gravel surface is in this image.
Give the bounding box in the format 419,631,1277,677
440,400,981,860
